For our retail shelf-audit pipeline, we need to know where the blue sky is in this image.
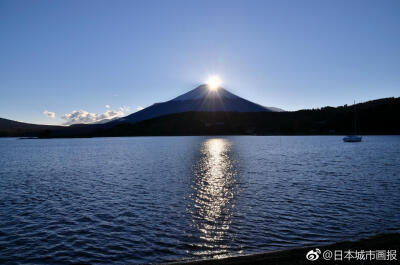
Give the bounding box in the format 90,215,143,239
1,0,399,125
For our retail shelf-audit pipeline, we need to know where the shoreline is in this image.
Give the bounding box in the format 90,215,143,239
163,233,400,264
0,134,400,140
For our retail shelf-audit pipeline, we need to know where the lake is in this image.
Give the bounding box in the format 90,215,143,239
0,136,399,264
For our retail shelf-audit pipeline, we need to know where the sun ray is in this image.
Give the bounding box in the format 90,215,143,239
206,75,222,90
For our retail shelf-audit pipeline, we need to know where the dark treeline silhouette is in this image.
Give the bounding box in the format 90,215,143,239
1,97,399,138
0,118,63,137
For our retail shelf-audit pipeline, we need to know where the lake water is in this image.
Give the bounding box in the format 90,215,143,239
0,136,399,264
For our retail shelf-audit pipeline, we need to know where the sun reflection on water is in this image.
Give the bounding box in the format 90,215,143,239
187,138,238,258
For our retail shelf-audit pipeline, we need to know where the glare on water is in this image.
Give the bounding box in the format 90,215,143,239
188,138,237,257
1,136,400,264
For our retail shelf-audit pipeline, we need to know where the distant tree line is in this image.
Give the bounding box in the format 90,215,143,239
0,97,399,137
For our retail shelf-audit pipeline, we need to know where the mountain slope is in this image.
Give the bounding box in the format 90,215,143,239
0,118,62,137
97,97,400,136
114,84,278,124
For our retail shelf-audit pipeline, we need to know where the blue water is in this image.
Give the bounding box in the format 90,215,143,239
0,136,399,264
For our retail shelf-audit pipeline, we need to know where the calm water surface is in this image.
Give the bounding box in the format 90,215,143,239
0,136,399,264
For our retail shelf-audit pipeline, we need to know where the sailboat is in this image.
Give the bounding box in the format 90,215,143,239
343,100,362,142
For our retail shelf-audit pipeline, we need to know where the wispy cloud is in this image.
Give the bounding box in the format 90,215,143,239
43,110,56,118
105,104,110,109
61,106,130,125
120,105,131,112
136,106,144,111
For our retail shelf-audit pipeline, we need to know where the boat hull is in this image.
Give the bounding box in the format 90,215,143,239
343,136,362,142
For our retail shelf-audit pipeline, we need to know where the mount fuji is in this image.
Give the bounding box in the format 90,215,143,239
114,84,283,124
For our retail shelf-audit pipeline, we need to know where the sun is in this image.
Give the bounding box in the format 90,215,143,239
206,75,222,91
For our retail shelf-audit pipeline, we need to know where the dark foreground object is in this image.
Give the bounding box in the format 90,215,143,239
164,233,400,265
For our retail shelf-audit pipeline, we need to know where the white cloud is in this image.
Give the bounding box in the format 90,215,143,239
136,106,144,111
61,106,130,125
105,104,110,109
43,110,56,118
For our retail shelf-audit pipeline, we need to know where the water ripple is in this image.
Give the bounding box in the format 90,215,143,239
0,136,399,264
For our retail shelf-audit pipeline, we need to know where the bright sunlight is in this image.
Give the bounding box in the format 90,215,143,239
206,75,222,90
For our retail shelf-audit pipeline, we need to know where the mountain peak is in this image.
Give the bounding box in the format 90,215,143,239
171,84,239,101
114,84,281,124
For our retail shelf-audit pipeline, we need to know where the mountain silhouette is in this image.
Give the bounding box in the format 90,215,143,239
114,84,282,124
1,96,399,138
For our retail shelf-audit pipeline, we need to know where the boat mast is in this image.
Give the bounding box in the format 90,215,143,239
354,100,357,135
